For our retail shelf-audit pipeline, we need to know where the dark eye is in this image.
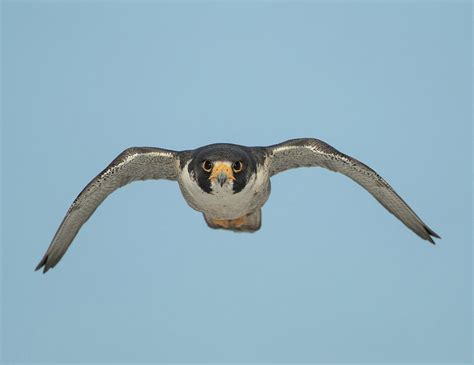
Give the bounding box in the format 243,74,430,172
202,160,213,172
232,161,243,173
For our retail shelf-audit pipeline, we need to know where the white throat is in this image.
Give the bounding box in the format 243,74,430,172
178,160,265,220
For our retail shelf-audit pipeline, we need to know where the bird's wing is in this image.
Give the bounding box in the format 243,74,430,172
36,147,179,273
265,138,440,243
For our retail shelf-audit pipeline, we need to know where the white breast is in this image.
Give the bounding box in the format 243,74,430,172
178,161,270,220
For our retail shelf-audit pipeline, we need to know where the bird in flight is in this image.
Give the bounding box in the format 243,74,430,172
36,138,440,273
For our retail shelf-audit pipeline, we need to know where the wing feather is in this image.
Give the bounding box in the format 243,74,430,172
266,138,440,243
36,147,178,273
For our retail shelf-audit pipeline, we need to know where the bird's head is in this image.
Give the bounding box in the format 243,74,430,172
188,144,259,194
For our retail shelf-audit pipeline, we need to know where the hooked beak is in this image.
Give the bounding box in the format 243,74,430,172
217,172,227,186
209,163,235,186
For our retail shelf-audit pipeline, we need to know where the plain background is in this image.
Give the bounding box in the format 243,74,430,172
1,1,472,363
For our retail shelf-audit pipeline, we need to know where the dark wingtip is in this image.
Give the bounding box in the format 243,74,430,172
35,255,50,273
427,227,441,239
424,226,440,245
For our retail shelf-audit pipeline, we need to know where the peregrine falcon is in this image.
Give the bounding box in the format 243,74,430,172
36,138,440,273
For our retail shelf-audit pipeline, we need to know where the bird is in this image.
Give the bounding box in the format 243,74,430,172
35,138,440,273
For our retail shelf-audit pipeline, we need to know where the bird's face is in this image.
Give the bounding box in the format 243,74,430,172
188,144,258,194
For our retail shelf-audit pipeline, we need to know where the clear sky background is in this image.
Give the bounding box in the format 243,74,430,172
1,1,472,364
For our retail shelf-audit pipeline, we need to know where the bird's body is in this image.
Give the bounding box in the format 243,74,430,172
179,161,269,221
36,138,440,273
177,144,270,230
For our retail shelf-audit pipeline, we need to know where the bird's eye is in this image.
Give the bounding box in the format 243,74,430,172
202,160,213,172
232,161,243,173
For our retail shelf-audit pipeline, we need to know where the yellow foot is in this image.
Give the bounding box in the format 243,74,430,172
211,216,247,229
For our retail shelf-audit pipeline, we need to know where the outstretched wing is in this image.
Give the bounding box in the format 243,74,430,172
265,138,440,243
36,147,179,273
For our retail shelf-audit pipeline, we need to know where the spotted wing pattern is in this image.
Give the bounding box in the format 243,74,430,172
265,138,440,243
36,147,178,273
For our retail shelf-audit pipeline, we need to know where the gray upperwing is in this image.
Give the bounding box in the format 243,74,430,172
265,138,440,243
36,147,179,273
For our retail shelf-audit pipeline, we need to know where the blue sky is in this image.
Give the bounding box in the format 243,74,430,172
1,1,472,363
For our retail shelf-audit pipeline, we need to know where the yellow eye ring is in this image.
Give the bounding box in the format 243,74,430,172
202,160,213,172
232,161,243,173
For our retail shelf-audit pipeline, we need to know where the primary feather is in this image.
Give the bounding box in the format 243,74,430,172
266,138,440,243
35,147,178,273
